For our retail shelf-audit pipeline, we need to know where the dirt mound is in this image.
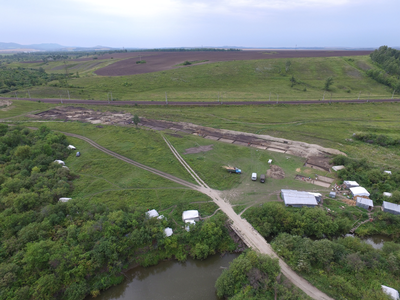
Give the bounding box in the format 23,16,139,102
184,144,213,154
267,165,285,179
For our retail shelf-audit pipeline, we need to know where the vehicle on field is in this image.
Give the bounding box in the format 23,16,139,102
223,166,242,174
260,174,266,183
251,173,257,181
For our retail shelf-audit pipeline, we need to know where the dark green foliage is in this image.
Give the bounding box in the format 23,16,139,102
135,60,146,64
0,126,236,299
369,46,400,93
243,202,352,239
353,132,400,147
324,76,334,91
332,155,400,204
0,67,66,92
272,233,398,299
183,60,192,65
133,114,140,127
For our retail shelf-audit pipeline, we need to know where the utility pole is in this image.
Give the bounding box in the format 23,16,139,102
67,90,70,100
322,91,325,100
269,92,271,101
107,93,110,104
392,89,396,99
27,90,31,98
358,91,361,100
276,94,279,104
111,92,113,101
165,92,168,104
60,94,63,104
14,91,18,100
331,93,332,101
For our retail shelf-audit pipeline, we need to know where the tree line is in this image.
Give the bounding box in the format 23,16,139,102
0,125,236,300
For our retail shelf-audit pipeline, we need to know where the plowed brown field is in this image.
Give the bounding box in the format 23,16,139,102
93,50,372,76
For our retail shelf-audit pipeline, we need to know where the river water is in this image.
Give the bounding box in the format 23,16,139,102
345,234,392,249
93,253,239,300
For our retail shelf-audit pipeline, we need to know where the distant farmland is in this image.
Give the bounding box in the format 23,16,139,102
92,50,373,76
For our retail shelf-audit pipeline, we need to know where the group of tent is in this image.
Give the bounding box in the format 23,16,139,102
57,145,79,203
146,209,201,234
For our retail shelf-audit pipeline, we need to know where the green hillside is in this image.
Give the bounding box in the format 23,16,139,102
3,55,395,101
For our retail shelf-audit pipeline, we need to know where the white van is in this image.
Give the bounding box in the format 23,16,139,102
251,173,257,181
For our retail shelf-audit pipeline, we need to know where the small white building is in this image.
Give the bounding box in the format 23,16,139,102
356,197,374,210
281,189,318,208
382,201,400,215
146,209,159,218
350,186,370,197
382,285,399,300
54,160,65,165
344,181,359,188
182,210,200,222
67,145,76,150
268,159,272,164
59,198,72,202
164,227,173,237
383,192,393,197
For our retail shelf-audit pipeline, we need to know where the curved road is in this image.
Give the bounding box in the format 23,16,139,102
55,129,333,299
2,96,400,106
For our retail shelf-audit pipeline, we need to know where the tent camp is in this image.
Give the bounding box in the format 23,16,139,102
356,197,374,210
350,187,370,197
382,285,399,300
146,209,159,218
382,201,400,215
182,210,200,222
281,190,318,208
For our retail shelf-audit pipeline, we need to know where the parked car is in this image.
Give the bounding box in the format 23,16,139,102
260,174,266,183
251,173,257,181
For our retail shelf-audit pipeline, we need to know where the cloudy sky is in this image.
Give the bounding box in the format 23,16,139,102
2,0,399,48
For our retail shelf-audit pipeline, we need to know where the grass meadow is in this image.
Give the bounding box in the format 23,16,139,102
4,55,395,101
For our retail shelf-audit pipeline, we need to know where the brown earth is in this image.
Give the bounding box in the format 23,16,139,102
0,100,13,111
92,50,372,76
305,156,332,172
267,165,285,179
184,144,214,155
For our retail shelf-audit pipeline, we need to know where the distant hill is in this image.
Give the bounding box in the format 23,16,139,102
0,42,115,52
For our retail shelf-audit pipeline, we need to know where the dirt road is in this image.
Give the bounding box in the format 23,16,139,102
52,129,333,299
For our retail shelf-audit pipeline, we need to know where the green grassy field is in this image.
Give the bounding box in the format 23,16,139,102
3,55,395,101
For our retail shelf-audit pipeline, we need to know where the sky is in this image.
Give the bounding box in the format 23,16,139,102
2,0,399,48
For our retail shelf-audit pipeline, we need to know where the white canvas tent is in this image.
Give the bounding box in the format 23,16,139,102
146,209,159,218
350,187,370,197
54,160,65,165
59,198,72,202
164,228,173,237
185,220,196,232
382,285,399,300
383,192,393,197
281,190,318,208
344,181,359,188
356,197,374,210
332,165,345,171
67,145,76,150
384,171,392,175
382,201,400,215
182,210,200,222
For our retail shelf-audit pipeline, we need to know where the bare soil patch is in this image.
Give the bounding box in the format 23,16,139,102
267,165,285,179
0,100,13,111
92,50,372,76
184,144,214,154
305,156,332,171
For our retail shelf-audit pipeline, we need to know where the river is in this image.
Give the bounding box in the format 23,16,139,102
92,253,239,300
345,234,392,249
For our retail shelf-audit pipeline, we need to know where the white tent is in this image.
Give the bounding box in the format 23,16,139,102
350,186,370,197
182,210,200,222
54,160,65,165
384,171,392,175
382,285,399,300
356,197,374,210
332,165,345,171
62,166,69,170
268,159,272,164
146,209,159,218
67,145,76,150
344,181,359,188
384,192,393,197
157,215,165,220
164,227,173,237
59,198,72,202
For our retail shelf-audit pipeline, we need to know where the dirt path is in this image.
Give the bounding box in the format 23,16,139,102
162,135,333,300
47,129,333,299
